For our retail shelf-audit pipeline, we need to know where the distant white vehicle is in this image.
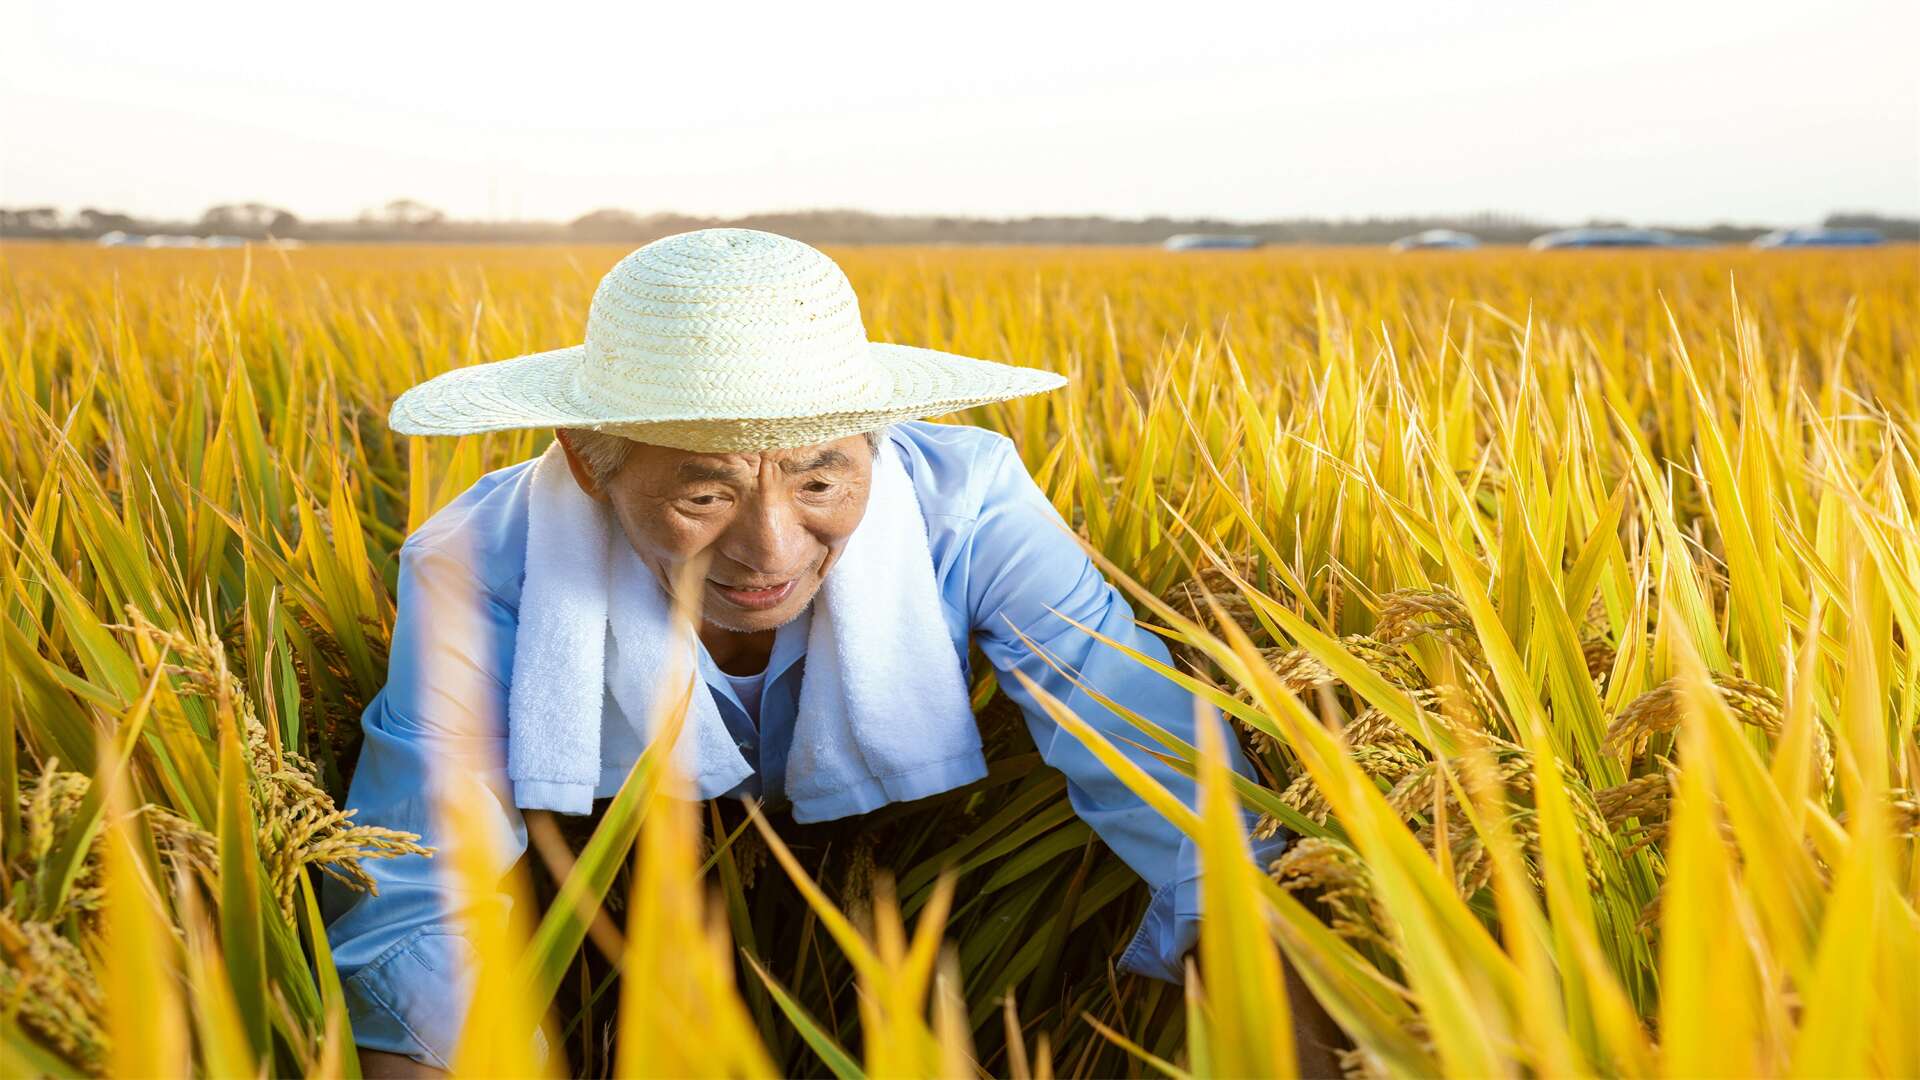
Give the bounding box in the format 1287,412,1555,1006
142,234,203,248
202,235,249,248
1163,233,1262,251
1528,227,1708,250
97,231,148,247
1389,229,1480,252
1752,227,1884,248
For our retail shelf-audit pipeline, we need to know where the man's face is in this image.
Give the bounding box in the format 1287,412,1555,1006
567,434,875,633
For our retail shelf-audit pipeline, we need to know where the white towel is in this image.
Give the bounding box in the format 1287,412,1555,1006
505,432,983,820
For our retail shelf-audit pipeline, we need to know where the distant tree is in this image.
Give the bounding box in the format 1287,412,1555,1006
1,206,66,233
569,208,648,240
1823,211,1919,240
200,203,299,236
380,199,445,229
78,208,140,233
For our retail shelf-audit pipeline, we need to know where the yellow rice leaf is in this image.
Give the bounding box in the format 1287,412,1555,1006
1659,631,1774,1077
1192,695,1295,1078
101,763,189,1078
439,770,552,1077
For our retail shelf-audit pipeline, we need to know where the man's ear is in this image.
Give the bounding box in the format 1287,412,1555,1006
552,430,611,503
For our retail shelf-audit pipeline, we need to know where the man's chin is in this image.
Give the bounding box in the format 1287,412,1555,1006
701,585,818,634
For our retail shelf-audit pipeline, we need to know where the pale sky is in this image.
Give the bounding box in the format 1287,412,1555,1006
4,1,1916,226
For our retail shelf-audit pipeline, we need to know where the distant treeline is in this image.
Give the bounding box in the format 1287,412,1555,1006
3,200,1915,245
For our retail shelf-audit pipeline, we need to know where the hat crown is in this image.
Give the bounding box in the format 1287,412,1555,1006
385,226,1067,453
577,229,875,415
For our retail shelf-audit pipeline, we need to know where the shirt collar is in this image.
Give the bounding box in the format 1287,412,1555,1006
766,602,811,686
693,645,738,713
695,601,812,705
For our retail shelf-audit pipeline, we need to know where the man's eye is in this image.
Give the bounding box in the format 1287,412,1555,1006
686,494,722,506
803,481,833,493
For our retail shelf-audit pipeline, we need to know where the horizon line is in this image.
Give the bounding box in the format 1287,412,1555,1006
8,202,1919,232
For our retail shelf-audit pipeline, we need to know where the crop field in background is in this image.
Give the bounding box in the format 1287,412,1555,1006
2,241,1917,1077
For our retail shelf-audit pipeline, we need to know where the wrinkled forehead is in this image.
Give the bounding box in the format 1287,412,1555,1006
631,436,869,484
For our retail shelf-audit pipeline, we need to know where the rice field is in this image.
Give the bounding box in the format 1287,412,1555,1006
2,239,1916,1077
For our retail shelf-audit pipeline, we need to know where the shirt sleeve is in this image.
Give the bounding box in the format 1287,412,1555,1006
959,435,1291,984
322,540,533,1069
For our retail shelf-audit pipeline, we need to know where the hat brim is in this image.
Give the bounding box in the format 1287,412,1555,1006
387,342,1067,452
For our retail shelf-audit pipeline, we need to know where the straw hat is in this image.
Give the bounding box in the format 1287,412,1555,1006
387,228,1066,451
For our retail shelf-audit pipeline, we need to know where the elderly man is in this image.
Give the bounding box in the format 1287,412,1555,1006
326,229,1307,1076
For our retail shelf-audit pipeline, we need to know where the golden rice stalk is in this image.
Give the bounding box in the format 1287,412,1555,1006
1593,772,1673,832
1269,838,1395,952
1372,589,1479,652
14,761,103,920
10,761,221,925
110,606,429,917
1604,672,1833,795
1166,553,1264,639
0,911,107,1069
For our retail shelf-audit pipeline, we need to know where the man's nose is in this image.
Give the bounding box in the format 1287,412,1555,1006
720,496,810,577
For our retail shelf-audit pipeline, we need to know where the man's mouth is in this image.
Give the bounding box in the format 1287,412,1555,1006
708,578,797,611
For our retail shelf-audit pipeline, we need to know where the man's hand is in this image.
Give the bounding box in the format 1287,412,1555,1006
1283,959,1349,1078
358,1048,448,1078
1185,947,1349,1078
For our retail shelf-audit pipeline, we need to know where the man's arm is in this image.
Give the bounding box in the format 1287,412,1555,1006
323,541,531,1072
960,435,1291,982
358,1048,447,1078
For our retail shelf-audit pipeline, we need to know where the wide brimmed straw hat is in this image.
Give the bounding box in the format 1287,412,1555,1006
387,228,1066,451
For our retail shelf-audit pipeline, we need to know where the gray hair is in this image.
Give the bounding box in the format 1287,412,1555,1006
559,426,883,488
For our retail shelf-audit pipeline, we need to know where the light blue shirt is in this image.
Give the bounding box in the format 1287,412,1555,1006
323,420,1289,1068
